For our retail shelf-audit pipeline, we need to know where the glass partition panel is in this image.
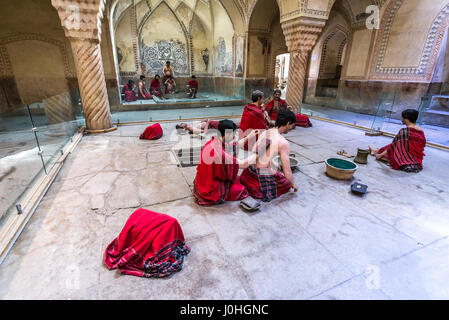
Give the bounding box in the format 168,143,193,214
0,89,84,230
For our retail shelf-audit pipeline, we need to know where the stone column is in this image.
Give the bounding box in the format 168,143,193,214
281,17,325,113
51,0,115,133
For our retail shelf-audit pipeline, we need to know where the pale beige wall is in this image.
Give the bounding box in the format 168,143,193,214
345,29,373,78
192,15,213,74
307,0,331,11
6,41,68,104
248,35,266,75
140,4,186,44
211,0,235,75
381,0,448,68
115,8,136,73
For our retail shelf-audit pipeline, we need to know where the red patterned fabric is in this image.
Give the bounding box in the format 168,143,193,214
140,123,163,140
265,99,312,128
104,208,190,278
193,137,249,206
378,127,426,172
240,166,291,202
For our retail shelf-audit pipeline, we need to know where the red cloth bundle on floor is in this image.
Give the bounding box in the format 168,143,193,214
140,123,163,140
295,114,312,128
104,208,190,278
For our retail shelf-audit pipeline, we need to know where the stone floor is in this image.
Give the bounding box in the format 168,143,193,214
0,117,449,299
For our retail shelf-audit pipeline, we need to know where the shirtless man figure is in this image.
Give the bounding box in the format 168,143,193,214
240,110,298,202
176,119,219,134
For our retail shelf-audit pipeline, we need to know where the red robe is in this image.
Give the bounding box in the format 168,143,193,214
193,137,249,206
239,103,268,134
188,80,198,88
378,127,426,172
239,103,268,150
104,208,190,278
140,123,163,140
265,99,312,128
150,79,164,98
122,84,137,102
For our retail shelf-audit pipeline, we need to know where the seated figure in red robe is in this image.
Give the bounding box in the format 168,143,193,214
240,110,298,202
193,120,259,206
122,80,137,102
187,75,199,98
264,89,312,128
239,90,269,150
138,75,153,100
369,109,426,173
150,74,165,99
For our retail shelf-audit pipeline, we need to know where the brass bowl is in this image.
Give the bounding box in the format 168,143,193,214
325,158,358,180
272,154,299,171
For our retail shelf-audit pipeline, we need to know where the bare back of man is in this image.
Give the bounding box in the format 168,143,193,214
254,128,297,192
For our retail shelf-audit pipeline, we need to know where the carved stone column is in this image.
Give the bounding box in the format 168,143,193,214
51,0,115,133
281,17,325,113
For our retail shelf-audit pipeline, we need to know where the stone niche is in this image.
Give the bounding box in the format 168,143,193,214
139,3,189,76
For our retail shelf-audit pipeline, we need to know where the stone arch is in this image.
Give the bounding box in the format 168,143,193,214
138,1,191,76
318,26,349,80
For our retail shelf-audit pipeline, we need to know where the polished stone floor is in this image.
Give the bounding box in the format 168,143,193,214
0,117,449,299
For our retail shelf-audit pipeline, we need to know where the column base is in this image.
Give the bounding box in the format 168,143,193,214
86,126,118,134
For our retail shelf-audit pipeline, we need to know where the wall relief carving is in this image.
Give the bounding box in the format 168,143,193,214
140,39,189,76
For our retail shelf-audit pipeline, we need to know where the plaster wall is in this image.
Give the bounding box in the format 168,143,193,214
344,29,372,78
381,0,448,68
211,0,234,76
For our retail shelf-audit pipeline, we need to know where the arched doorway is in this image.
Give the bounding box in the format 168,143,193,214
246,0,287,98
316,29,348,98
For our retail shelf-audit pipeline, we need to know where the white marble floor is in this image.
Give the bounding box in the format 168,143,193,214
0,118,448,299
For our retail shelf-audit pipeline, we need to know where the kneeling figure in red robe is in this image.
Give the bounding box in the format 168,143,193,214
193,119,259,206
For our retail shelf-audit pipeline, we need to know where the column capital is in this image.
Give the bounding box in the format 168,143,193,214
281,17,326,53
51,0,106,42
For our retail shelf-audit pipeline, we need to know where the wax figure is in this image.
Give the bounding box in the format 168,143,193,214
369,109,426,173
193,120,259,206
138,75,153,100
239,90,269,150
140,123,163,140
104,208,190,278
162,61,175,91
150,74,165,99
239,90,269,134
240,110,299,202
164,76,177,94
176,119,219,134
122,80,137,102
265,89,312,128
187,75,199,98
